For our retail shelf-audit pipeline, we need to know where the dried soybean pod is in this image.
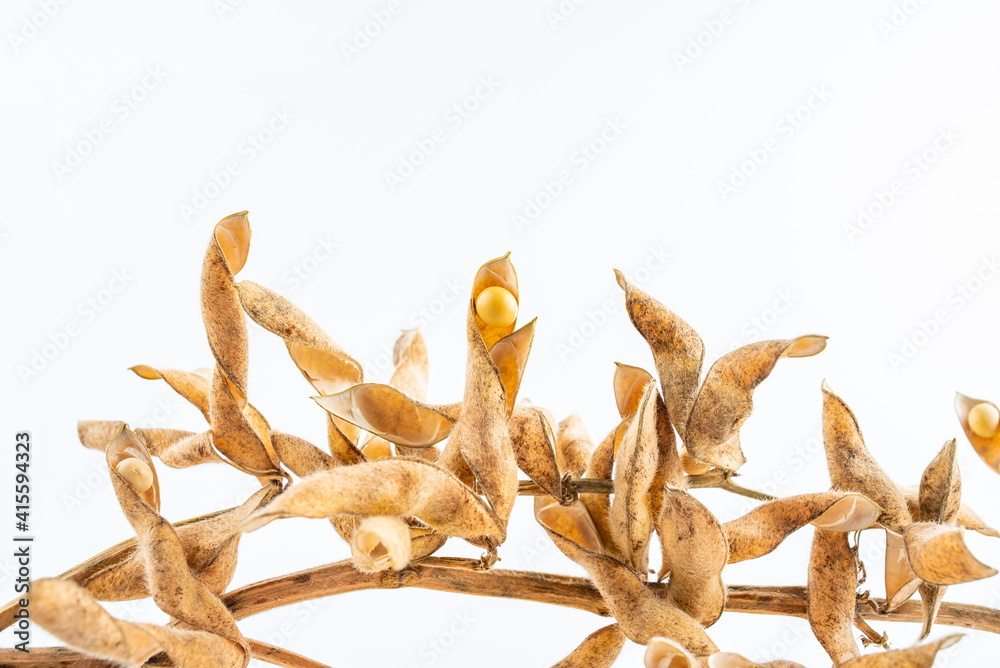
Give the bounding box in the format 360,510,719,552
919,439,961,524
350,516,413,573
883,529,920,611
490,319,536,417
551,623,626,668
898,483,1000,537
235,279,363,396
270,430,355,543
649,391,684,525
644,637,700,668
955,392,1000,473
686,336,826,471
541,528,718,655
448,302,518,538
106,425,160,512
30,578,169,667
240,458,503,542
108,441,250,664
658,489,728,627
314,384,455,447
129,365,212,420
807,528,860,665
822,381,910,532
614,362,654,418
837,634,962,667
201,212,251,409
472,253,519,350
31,579,247,668
917,581,947,640
209,364,282,478
708,653,807,668
510,405,566,502
81,483,278,600
580,419,631,564
723,492,881,564
616,269,704,440
556,414,594,479
904,522,997,586
388,329,443,461
610,382,660,571
534,496,604,554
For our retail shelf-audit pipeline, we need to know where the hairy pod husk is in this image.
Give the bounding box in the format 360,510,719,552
552,623,626,668
723,492,881,564
903,522,997,586
556,413,594,478
807,528,860,664
822,382,910,532
241,458,502,541
201,212,251,409
685,336,826,471
610,381,660,572
616,270,704,440
838,634,962,667
509,404,566,502
107,428,249,664
30,578,247,668
540,524,718,654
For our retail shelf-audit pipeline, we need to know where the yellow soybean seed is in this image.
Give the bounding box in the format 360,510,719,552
116,457,153,493
475,286,517,328
968,402,1000,438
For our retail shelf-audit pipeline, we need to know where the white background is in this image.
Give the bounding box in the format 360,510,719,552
3,1,1000,666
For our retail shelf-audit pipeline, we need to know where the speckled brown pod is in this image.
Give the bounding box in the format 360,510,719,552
616,269,704,440
241,458,503,542
552,623,626,668
685,336,826,471
723,492,881,564
807,528,860,665
822,381,910,532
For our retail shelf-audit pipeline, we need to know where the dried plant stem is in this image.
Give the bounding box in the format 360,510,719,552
517,473,776,502
220,561,1000,634
248,639,333,668
5,564,1000,666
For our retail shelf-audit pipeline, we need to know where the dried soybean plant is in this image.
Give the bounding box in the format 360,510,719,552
4,212,1000,668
